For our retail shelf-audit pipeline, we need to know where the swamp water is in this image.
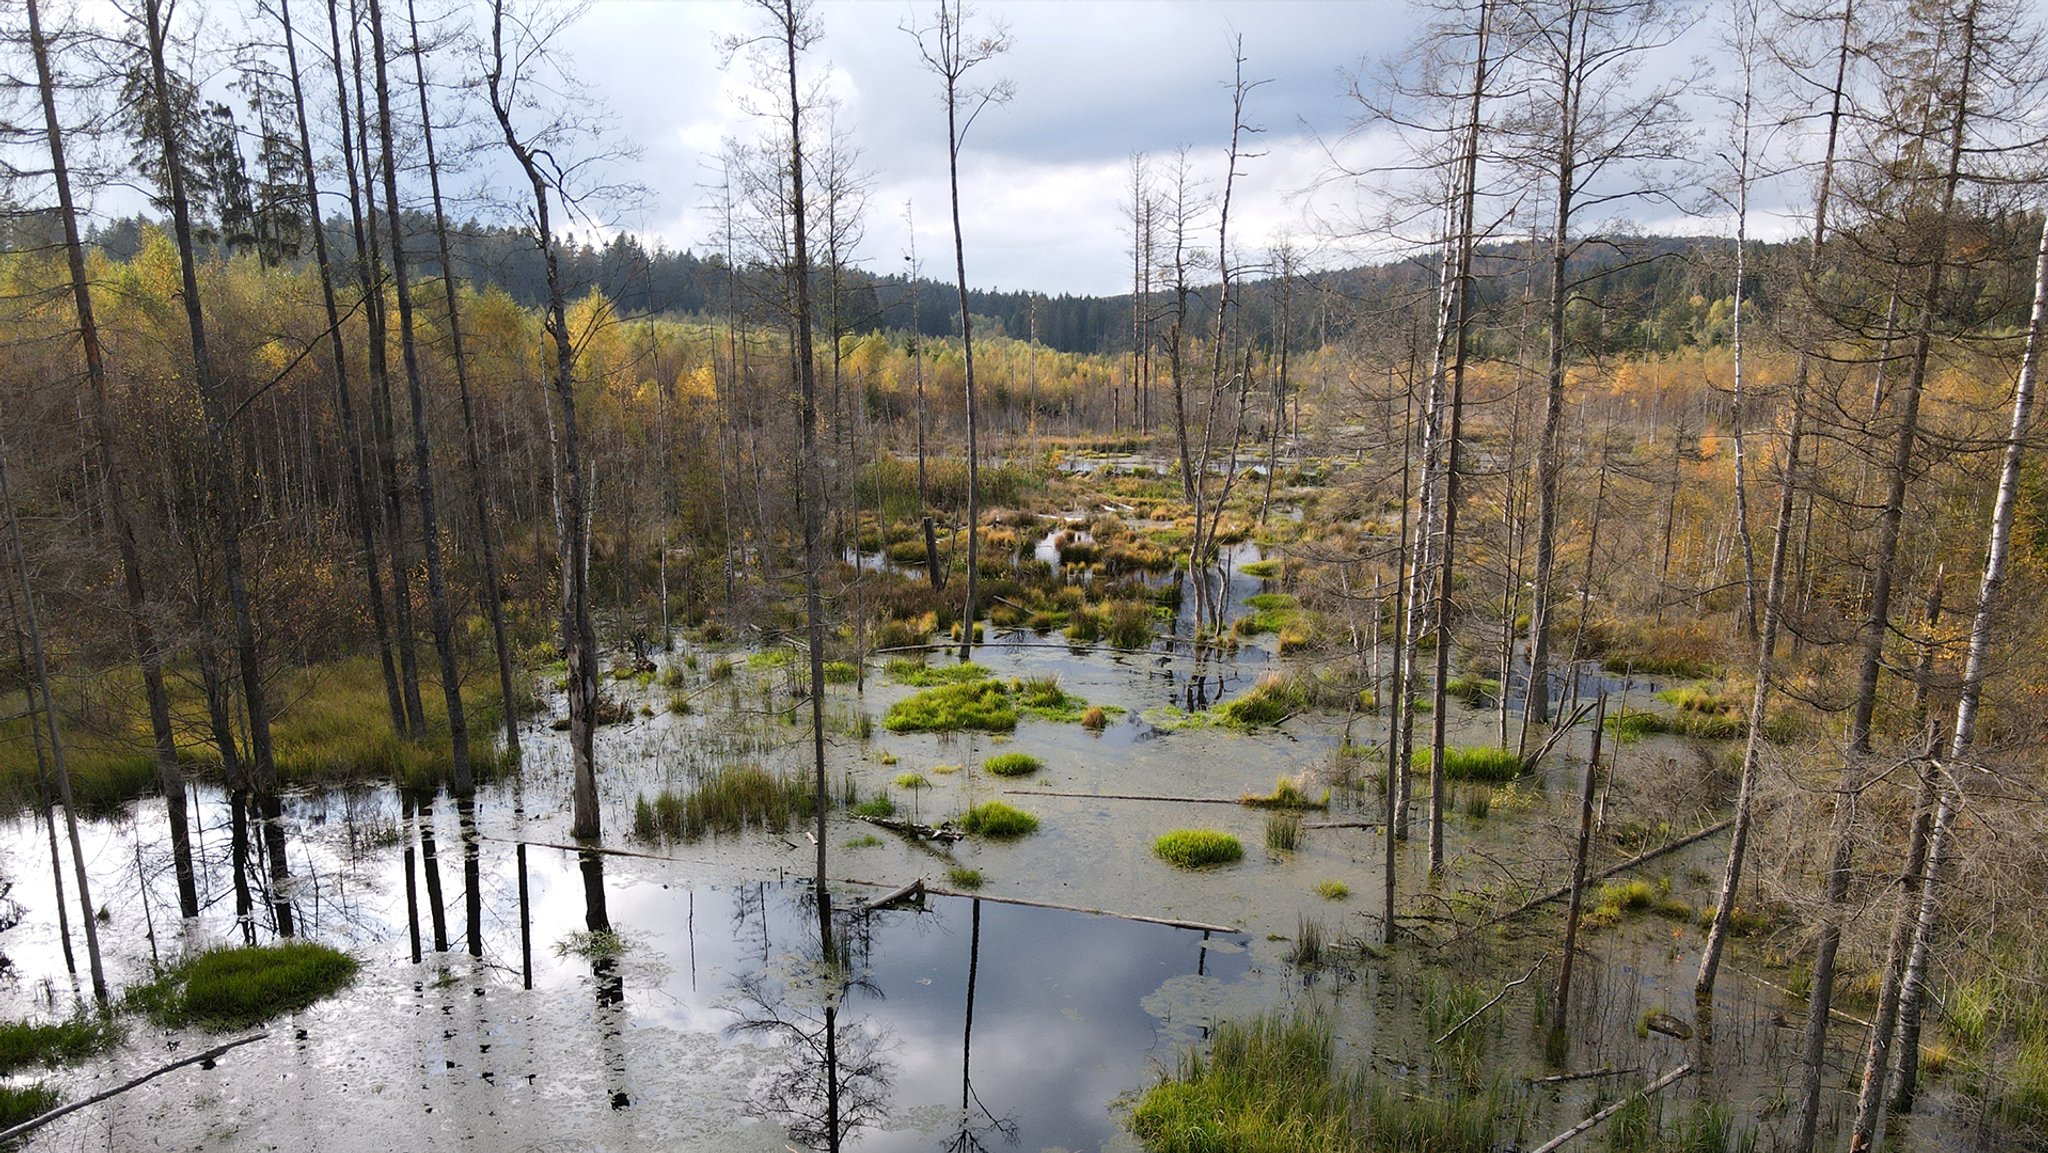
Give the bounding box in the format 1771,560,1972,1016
0,615,1986,1150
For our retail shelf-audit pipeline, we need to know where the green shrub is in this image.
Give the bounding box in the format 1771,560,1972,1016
130,942,357,1029
984,752,1043,777
1154,829,1244,868
961,800,1039,838
883,680,1017,733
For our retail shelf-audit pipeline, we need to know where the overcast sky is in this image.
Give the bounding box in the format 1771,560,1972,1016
544,0,1426,297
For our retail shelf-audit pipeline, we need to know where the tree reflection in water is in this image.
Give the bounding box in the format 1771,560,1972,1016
946,899,1017,1153
577,849,628,1109
727,891,892,1151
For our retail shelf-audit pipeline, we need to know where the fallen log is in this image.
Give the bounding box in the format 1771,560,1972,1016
1484,820,1733,927
1528,1066,1644,1086
1435,956,1546,1045
0,1032,269,1144
863,878,925,911
1527,1063,1693,1153
1003,789,1247,806
856,814,965,842
835,877,1240,935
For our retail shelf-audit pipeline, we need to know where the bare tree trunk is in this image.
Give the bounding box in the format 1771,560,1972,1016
1553,694,1605,1034
2,518,75,974
142,0,293,936
487,0,599,839
280,0,407,741
366,0,471,794
1861,203,2046,1149
28,0,197,918
1,439,105,1000
406,0,522,764
336,0,425,741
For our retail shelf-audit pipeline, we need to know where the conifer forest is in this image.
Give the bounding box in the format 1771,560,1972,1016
0,0,2044,1149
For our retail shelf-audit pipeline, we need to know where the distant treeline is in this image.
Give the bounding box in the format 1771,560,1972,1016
47,211,2035,360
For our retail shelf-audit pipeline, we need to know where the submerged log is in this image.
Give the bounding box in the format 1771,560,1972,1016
856,814,966,842
0,1032,269,1143
1526,1063,1693,1153
863,878,926,911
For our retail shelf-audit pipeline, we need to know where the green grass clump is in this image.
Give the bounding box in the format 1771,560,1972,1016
0,1015,119,1074
1315,880,1350,901
666,693,692,715
960,800,1039,838
1605,707,1747,742
844,834,884,849
1240,558,1282,579
747,648,796,670
1102,600,1159,649
883,680,1017,733
633,764,817,841
0,1082,58,1129
822,660,860,684
852,794,897,819
129,942,357,1029
1216,673,1309,728
1265,813,1302,852
984,752,1044,777
894,771,932,790
1155,829,1244,868
1242,777,1327,810
947,866,984,889
1419,745,1524,783
884,658,991,686
1444,676,1500,708
1130,1013,1499,1153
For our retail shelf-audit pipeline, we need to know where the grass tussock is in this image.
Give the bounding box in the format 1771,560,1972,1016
1155,829,1245,868
883,679,1018,733
1444,676,1500,708
1315,880,1350,901
1242,777,1327,810
0,1015,119,1074
1216,673,1308,728
1130,1013,1499,1153
946,866,984,889
129,942,357,1029
883,658,990,686
984,752,1043,777
633,764,817,841
1419,745,1525,784
960,800,1039,838
0,1082,59,1129
1266,812,1302,852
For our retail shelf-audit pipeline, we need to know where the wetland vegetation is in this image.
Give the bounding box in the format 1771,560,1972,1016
0,0,2045,1148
